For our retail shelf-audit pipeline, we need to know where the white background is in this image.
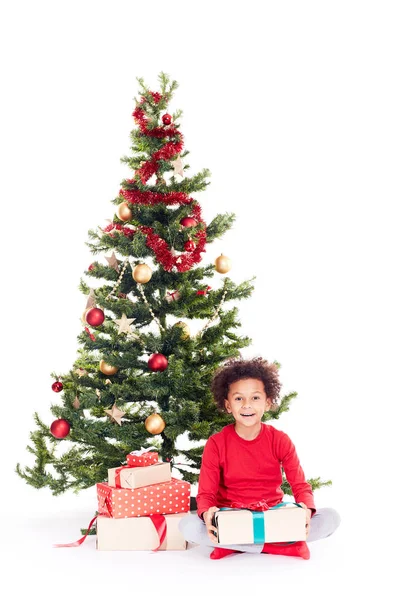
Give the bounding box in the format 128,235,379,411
0,1,398,597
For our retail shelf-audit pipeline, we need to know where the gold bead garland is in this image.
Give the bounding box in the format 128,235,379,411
137,283,165,333
197,290,228,336
105,258,130,300
99,253,227,338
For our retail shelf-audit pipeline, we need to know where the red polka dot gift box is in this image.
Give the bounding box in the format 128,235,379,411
126,450,159,467
97,477,191,519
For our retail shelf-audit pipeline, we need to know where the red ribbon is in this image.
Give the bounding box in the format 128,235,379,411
150,514,167,551
166,290,180,302
114,465,131,488
53,513,167,551
98,488,113,517
53,514,98,548
229,499,270,511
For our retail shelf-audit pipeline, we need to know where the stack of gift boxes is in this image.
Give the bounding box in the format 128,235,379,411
96,449,190,551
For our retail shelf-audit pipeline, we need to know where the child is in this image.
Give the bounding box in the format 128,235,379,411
179,357,340,559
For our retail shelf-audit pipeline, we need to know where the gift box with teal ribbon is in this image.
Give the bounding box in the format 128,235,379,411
213,502,307,545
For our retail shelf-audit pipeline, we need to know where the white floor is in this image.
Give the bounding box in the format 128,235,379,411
1,478,391,600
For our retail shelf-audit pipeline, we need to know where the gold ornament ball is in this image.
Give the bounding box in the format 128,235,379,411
99,359,119,376
215,254,232,274
117,202,132,222
144,413,166,435
174,321,190,340
133,263,152,283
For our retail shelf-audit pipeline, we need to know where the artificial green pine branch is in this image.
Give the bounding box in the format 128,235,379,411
281,476,332,497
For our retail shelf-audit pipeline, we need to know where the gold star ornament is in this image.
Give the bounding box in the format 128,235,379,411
114,313,135,334
171,155,184,177
106,252,120,272
105,403,126,425
86,289,96,309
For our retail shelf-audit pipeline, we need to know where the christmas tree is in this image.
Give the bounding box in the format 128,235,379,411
17,73,330,498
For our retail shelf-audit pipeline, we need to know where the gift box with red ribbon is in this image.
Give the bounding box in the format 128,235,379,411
97,477,191,519
96,513,188,551
126,449,159,467
108,461,171,490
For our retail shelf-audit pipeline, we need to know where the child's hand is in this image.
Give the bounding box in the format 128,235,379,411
203,506,220,543
298,502,312,538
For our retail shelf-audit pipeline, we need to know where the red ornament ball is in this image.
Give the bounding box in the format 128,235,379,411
162,113,172,125
50,419,70,439
180,217,198,228
51,381,63,393
148,353,168,372
88,264,95,271
85,307,105,327
184,240,196,252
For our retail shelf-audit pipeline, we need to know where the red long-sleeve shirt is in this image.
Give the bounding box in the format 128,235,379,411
196,423,316,519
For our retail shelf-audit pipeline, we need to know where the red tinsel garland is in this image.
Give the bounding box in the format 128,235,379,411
103,222,135,238
145,228,207,272
102,94,207,272
103,203,206,273
120,188,192,206
150,92,162,103
132,105,183,184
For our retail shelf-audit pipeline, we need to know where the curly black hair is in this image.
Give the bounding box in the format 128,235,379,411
211,357,281,412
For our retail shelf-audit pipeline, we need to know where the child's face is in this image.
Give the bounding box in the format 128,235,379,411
224,378,271,427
